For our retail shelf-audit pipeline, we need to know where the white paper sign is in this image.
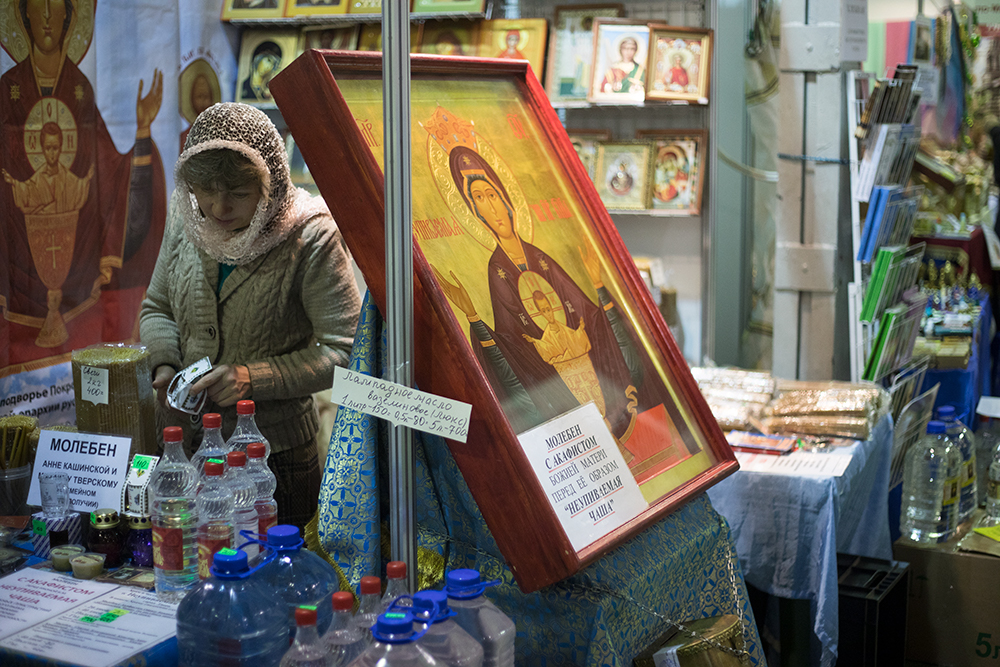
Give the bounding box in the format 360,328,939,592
27,430,132,511
517,403,648,551
978,396,1000,419
332,366,472,443
841,0,868,62
735,450,853,477
79,366,109,406
0,580,179,667
0,569,117,641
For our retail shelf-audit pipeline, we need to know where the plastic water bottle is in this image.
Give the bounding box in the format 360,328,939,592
281,606,334,667
177,547,288,665
191,413,228,481
149,426,198,602
978,415,1000,508
261,525,339,640
984,430,1000,526
196,460,235,580
901,420,962,543
353,576,382,641
413,590,484,667
382,561,410,611
322,591,367,666
348,611,439,667
938,405,978,523
246,442,278,537
225,451,260,560
227,399,271,459
444,569,515,667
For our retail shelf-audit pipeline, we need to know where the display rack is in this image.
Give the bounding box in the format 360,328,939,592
847,69,927,388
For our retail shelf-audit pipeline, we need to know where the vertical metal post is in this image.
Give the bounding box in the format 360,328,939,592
382,1,417,592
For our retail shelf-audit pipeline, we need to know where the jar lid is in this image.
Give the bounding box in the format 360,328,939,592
129,515,151,529
90,508,120,529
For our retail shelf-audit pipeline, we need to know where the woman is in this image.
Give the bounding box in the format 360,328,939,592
140,103,361,528
602,36,644,94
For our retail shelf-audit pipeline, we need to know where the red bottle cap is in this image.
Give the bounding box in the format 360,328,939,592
387,561,406,579
247,442,266,459
360,576,381,595
236,400,255,415
163,426,183,443
204,460,224,476
227,451,247,468
202,413,221,429
295,606,317,626
332,591,354,611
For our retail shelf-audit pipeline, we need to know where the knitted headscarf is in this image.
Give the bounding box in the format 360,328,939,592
175,102,314,264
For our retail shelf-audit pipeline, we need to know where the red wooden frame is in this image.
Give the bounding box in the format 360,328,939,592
271,51,736,592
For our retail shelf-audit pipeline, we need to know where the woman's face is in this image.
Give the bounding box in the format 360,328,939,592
619,39,637,63
26,0,66,56
469,179,514,240
192,183,261,233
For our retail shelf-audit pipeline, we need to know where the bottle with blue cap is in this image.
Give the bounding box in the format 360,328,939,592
936,405,978,523
413,589,484,667
901,420,962,543
260,525,340,640
444,569,515,667
348,610,439,666
176,547,288,665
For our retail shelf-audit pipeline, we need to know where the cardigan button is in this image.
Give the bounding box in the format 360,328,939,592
207,326,216,339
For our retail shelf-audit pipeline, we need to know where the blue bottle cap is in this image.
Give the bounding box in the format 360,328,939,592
444,568,484,600
936,405,956,421
413,590,450,622
212,548,248,577
927,420,946,434
373,611,416,643
266,525,302,549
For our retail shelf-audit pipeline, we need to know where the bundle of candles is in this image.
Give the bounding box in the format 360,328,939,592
0,415,36,470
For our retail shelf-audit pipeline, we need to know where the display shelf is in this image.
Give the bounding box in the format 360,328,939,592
228,12,487,27
607,209,700,218
552,99,707,109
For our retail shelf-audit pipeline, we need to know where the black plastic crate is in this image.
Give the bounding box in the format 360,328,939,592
836,554,910,667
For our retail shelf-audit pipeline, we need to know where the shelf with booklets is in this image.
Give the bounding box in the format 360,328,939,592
846,68,928,400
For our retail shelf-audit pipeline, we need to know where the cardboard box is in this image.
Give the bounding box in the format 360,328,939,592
894,516,1000,666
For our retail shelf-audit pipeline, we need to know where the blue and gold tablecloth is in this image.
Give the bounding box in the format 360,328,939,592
317,292,765,666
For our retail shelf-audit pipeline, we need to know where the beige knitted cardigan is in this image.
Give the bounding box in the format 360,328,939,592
139,198,361,453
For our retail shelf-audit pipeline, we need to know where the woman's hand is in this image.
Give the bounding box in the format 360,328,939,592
136,69,163,133
189,364,252,407
431,265,478,320
152,365,176,409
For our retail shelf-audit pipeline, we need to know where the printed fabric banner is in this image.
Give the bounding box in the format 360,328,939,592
0,0,235,424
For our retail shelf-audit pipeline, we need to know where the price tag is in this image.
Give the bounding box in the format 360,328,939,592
80,366,108,406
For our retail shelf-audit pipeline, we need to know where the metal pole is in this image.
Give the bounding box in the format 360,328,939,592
382,1,417,592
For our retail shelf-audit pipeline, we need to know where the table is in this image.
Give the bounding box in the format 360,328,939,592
706,415,893,667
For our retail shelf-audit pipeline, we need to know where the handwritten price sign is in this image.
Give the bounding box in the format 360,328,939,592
332,366,472,443
80,366,109,406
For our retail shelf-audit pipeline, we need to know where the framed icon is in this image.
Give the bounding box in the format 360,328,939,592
645,25,713,104
222,0,286,20
236,30,299,106
477,19,549,81
285,0,348,16
636,129,706,214
271,52,735,593
301,25,360,52
412,0,486,13
546,4,624,104
588,19,650,104
594,142,653,210
567,128,612,182
418,20,480,57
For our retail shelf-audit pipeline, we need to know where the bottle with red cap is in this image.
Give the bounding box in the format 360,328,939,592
280,606,334,667
148,426,199,602
196,459,235,580
191,413,228,481
246,442,278,537
353,576,383,641
227,399,271,459
225,451,260,559
381,561,410,611
322,591,368,665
